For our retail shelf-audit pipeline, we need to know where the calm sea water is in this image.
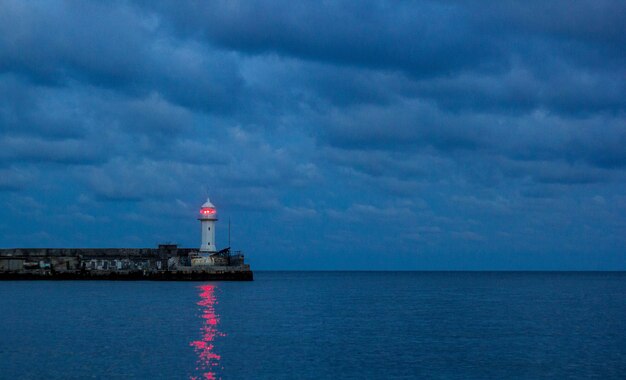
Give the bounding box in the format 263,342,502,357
1,272,625,379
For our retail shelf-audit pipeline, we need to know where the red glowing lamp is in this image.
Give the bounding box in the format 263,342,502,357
200,207,216,215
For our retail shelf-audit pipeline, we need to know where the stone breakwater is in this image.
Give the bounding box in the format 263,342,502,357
0,245,253,281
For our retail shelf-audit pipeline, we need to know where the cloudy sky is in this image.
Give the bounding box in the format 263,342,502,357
0,1,625,269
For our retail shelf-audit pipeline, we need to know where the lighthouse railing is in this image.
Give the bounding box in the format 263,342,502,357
228,251,245,266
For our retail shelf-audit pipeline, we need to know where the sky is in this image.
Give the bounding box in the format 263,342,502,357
0,0,625,270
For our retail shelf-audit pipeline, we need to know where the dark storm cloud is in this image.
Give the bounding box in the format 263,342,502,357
146,0,497,77
0,136,105,164
0,74,87,139
145,0,626,112
320,101,491,152
0,167,32,191
0,1,244,113
412,66,626,115
0,0,625,268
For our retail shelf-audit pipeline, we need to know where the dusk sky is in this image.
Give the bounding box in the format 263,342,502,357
0,1,625,270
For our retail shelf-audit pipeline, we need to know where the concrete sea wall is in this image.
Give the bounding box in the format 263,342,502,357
0,245,253,281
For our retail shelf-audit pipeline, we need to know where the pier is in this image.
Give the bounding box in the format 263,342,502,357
0,245,253,281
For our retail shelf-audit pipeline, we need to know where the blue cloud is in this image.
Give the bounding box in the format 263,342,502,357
0,0,624,269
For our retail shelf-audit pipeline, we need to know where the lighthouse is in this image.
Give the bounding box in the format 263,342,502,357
198,198,218,252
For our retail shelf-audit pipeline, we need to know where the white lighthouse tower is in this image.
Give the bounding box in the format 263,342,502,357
198,197,218,252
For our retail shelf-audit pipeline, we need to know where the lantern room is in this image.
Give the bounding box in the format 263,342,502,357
198,198,218,221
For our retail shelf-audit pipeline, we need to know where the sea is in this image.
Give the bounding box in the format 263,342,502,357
1,272,625,379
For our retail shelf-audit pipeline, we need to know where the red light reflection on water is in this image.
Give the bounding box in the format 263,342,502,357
190,284,224,380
